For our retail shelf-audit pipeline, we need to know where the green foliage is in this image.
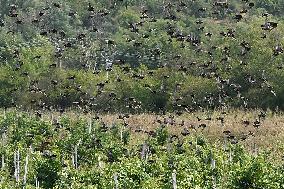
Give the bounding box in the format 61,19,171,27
1,0,284,112
0,113,283,188
156,125,169,145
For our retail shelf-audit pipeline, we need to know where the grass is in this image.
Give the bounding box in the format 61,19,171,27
2,108,283,163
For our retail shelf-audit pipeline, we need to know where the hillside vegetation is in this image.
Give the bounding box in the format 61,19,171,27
0,0,284,112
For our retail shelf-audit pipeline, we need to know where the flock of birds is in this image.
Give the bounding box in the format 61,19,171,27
1,2,284,168
0,1,282,136
38,109,269,162
113,109,267,145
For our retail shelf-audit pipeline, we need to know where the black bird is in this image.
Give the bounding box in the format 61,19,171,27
242,120,250,127
0,19,5,27
234,14,243,21
88,3,95,12
253,120,261,128
181,128,190,136
53,3,61,8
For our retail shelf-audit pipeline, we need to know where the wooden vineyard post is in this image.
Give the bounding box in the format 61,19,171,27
2,132,6,170
114,173,118,189
253,143,258,157
75,145,78,169
229,148,232,163
141,142,149,161
14,150,20,183
106,71,109,81
88,117,92,134
172,170,177,189
72,145,78,169
35,177,39,188
211,158,217,189
120,127,123,143
98,155,103,169
23,149,30,187
1,154,4,170
195,137,198,152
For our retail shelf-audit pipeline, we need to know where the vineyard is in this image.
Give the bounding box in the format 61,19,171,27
0,110,283,188
1,0,284,188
